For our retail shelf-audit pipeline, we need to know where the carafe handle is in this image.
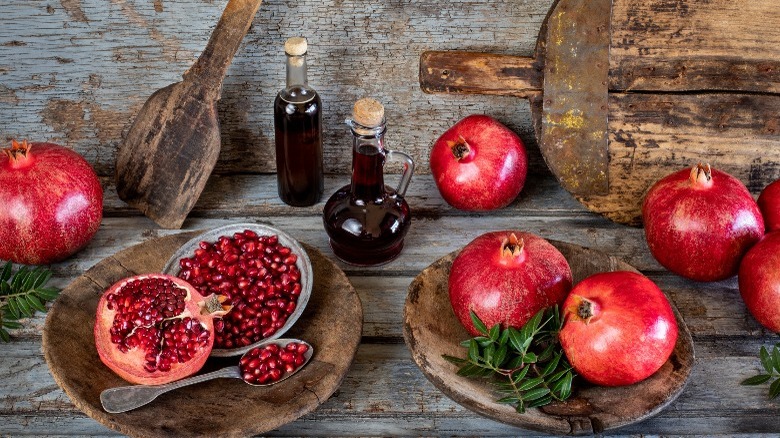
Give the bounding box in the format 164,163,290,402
385,150,414,198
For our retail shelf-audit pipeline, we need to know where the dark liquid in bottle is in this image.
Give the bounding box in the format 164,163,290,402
323,145,411,266
274,90,324,207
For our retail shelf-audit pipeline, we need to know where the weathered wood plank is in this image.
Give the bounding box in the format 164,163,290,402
610,0,780,92
0,0,554,177
100,173,587,218
579,92,780,225
2,343,780,435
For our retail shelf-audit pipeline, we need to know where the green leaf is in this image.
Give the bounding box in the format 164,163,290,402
443,355,468,366
522,387,550,401
470,311,489,336
10,266,29,291
760,346,773,374
526,394,553,408
521,336,534,352
468,339,480,363
6,299,20,320
522,352,537,364
527,309,545,333
742,374,773,386
498,327,510,346
0,327,9,342
511,365,530,383
772,346,780,374
493,344,508,369
484,344,496,364
548,368,570,383
33,287,60,302
2,320,22,329
456,364,484,377
770,378,780,400
514,400,526,414
508,327,524,352
518,377,544,391
0,281,10,296
537,343,556,363
32,270,52,289
555,371,574,399
541,352,562,377
507,355,524,369
26,294,46,312
497,396,520,404
21,269,39,293
0,262,12,283
488,324,500,342
15,296,33,318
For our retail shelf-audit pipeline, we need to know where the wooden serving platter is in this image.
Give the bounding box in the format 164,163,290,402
42,232,363,438
421,0,780,225
403,240,694,435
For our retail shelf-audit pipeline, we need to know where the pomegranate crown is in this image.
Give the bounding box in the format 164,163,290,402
689,163,713,187
447,135,471,161
4,139,31,160
501,233,525,258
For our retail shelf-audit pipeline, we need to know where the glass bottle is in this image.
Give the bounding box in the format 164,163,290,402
274,37,324,206
323,98,414,266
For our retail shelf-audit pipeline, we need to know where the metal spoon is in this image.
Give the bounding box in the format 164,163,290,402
100,339,313,414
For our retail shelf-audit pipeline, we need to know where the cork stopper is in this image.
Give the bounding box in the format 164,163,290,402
284,37,308,56
352,98,385,127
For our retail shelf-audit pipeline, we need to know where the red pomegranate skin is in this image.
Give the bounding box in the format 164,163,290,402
758,179,780,232
448,231,572,336
94,274,224,385
559,271,678,386
430,115,528,211
738,231,780,333
642,164,764,282
0,141,102,265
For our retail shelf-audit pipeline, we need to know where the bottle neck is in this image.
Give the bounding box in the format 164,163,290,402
286,54,308,88
350,123,387,200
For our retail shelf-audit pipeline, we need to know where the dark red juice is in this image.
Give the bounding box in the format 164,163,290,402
274,91,324,207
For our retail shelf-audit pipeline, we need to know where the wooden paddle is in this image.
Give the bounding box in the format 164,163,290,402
115,0,263,229
421,0,780,225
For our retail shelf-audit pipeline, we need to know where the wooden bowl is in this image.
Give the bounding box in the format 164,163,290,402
43,232,363,438
403,240,694,435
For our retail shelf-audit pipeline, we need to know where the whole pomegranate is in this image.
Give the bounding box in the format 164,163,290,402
449,231,572,336
94,274,230,385
559,271,678,386
738,232,780,333
430,115,528,211
758,179,780,232
0,140,102,265
642,163,764,282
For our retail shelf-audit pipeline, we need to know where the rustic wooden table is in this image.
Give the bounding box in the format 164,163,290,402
1,0,779,436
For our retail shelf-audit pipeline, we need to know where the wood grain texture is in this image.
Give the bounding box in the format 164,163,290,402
610,0,780,92
404,243,694,435
0,0,552,177
42,233,363,437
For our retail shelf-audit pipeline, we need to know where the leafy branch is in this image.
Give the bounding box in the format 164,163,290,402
0,261,61,342
741,342,780,400
444,307,576,413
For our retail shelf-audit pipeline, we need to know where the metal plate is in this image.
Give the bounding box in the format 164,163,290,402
540,0,611,195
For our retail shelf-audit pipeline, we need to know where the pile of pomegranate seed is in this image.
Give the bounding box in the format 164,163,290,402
105,277,210,373
239,342,310,385
177,230,303,349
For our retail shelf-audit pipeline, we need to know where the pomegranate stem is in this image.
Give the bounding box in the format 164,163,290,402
447,136,471,161
689,163,713,188
501,233,525,258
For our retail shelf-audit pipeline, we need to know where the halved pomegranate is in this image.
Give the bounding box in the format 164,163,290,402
94,274,230,385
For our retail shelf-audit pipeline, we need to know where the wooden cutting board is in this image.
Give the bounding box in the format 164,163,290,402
420,0,780,225
403,240,695,435
42,232,363,438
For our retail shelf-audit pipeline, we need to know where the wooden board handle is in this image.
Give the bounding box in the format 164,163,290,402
419,51,543,99
186,0,264,94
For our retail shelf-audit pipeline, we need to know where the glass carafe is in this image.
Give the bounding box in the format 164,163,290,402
323,98,414,266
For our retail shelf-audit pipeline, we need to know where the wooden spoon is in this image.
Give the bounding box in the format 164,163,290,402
115,0,263,229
